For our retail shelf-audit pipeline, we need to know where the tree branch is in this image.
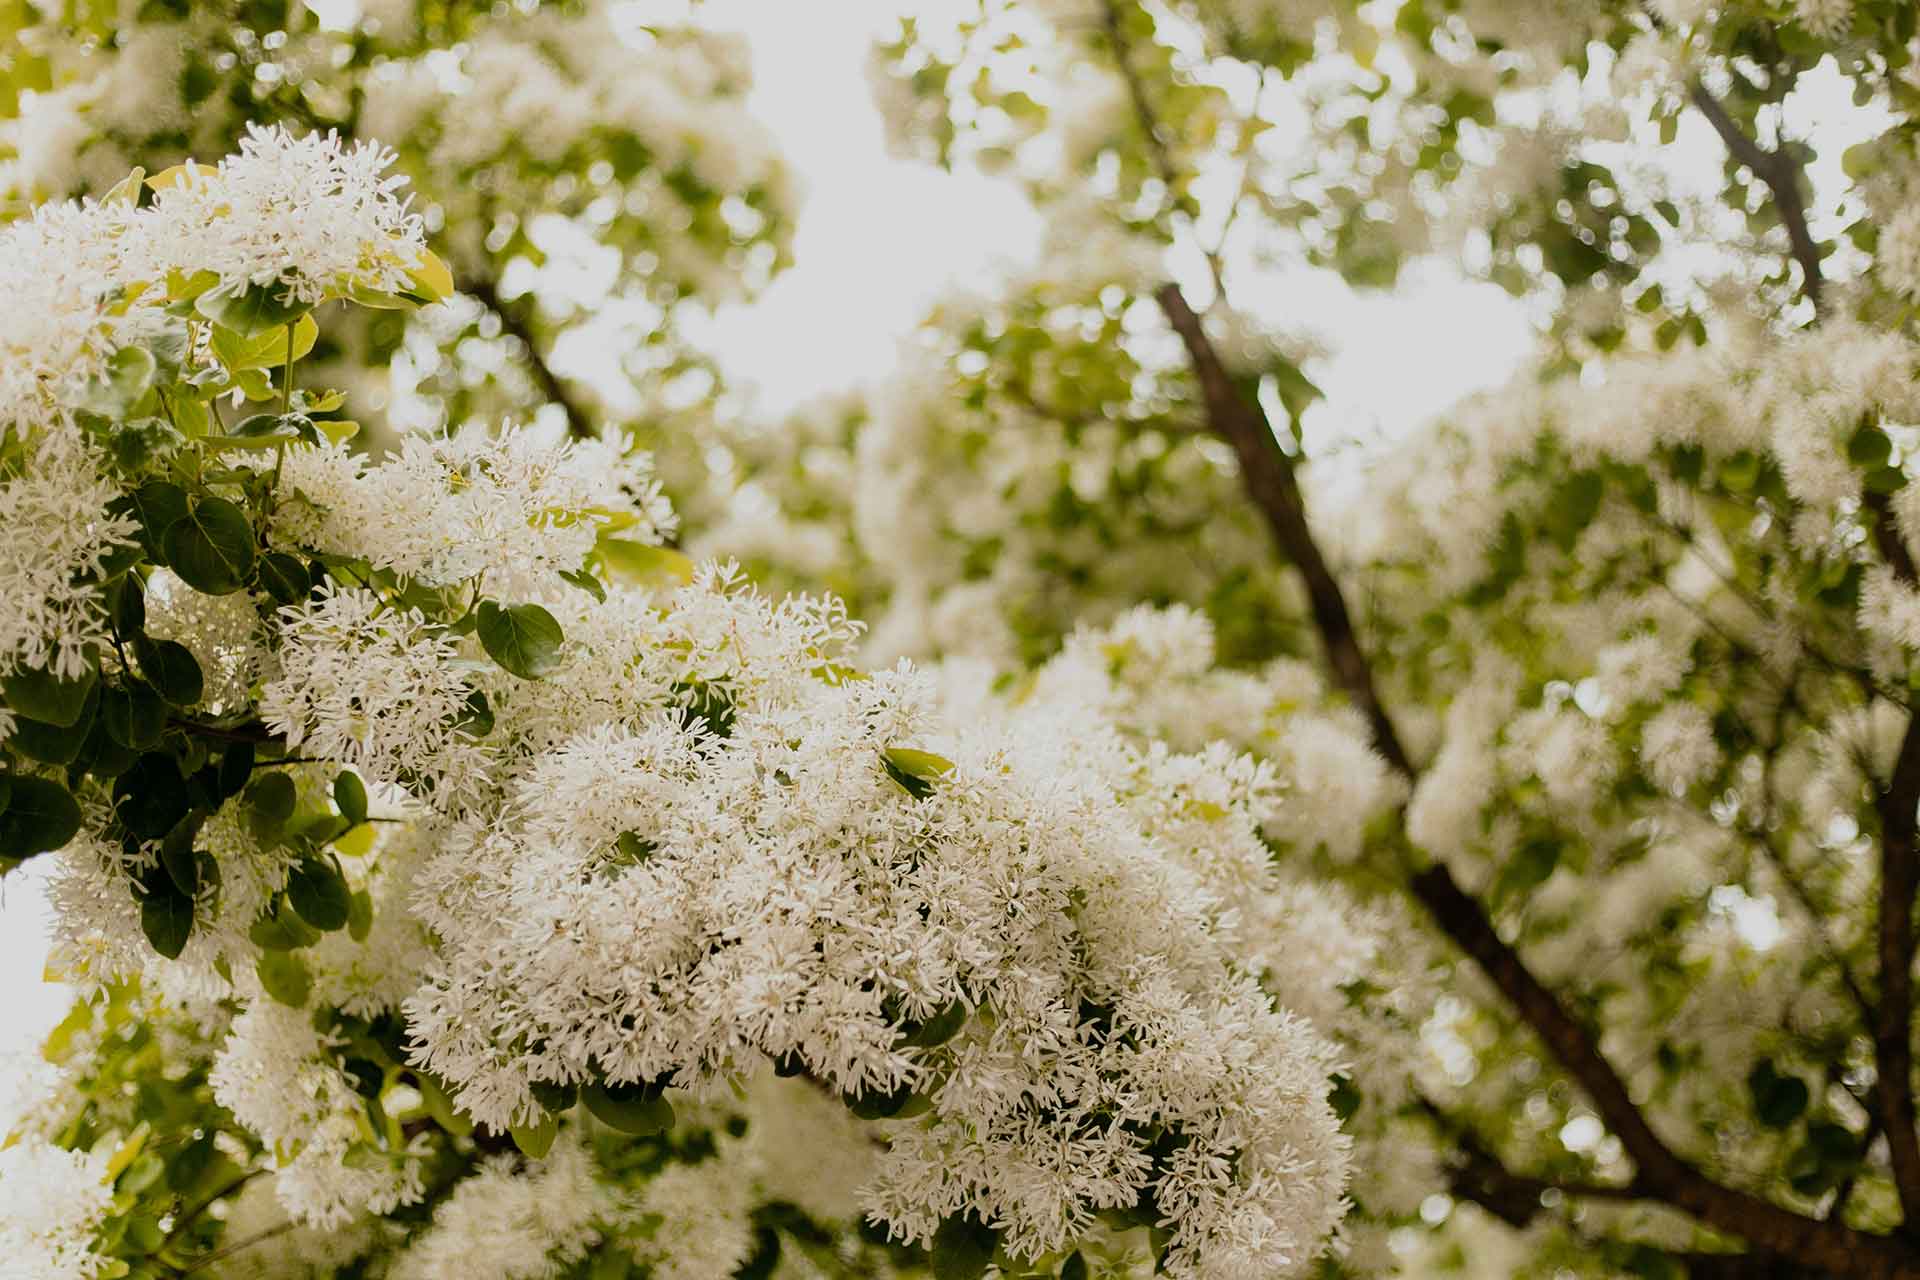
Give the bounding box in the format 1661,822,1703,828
1156,274,1920,1276
1098,0,1181,194
1863,483,1920,1226
1155,282,1410,771
465,274,597,441
1686,82,1824,315
1877,691,1920,1227
1418,1095,1647,1227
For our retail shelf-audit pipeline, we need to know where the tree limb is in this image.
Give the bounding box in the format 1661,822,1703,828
1688,84,1920,1214
1877,694,1920,1228
1156,274,1920,1276
1156,282,1410,771
1863,484,1920,1226
1686,82,1824,315
464,274,597,441
1098,0,1181,194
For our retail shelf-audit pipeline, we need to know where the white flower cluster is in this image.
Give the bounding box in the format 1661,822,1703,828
144,124,426,306
209,1001,430,1229
385,1138,610,1280
357,5,791,299
0,1136,115,1280
389,566,1350,1276
1032,604,1406,863
0,198,145,433
259,587,479,795
0,429,138,689
0,122,427,699
272,427,675,595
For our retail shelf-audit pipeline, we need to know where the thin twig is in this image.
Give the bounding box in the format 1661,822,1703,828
179,1222,294,1274
1687,82,1824,314
465,274,597,442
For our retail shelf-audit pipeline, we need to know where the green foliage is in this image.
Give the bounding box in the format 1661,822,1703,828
476,600,565,679
931,1213,999,1280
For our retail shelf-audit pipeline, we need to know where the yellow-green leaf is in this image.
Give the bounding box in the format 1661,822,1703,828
146,160,205,191
408,248,454,303
599,539,694,587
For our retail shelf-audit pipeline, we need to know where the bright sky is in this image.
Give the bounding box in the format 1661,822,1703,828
691,0,1541,452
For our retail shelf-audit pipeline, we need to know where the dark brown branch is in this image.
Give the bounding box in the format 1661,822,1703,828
1686,82,1824,314
1155,282,1411,773
1864,483,1920,1227
1158,273,1920,1276
1877,693,1920,1227
465,274,597,441
1418,1096,1646,1227
1415,859,1917,1276
1098,0,1181,194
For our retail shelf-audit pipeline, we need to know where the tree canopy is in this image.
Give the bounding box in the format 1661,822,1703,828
6,1,1920,1279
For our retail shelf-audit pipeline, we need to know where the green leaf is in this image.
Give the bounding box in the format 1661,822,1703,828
286,853,350,932
333,770,368,826
162,496,256,595
611,831,656,869
249,895,322,951
347,887,374,942
509,1113,559,1159
1866,465,1910,495
1491,835,1564,910
1749,1059,1811,1129
8,680,98,765
209,746,250,805
3,664,98,727
114,754,191,841
1329,1072,1363,1122
79,345,157,416
246,771,297,823
210,313,317,371
257,552,311,605
1061,1254,1088,1280
133,637,203,706
931,1213,999,1280
882,747,954,800
530,1080,578,1115
558,567,607,603
476,601,565,679
139,883,195,959
107,575,146,638
598,539,694,586
195,282,310,337
453,689,495,738
158,815,203,899
1849,422,1894,468
257,950,312,1007
415,1070,473,1136
0,777,83,861
898,999,968,1049
129,479,191,549
581,1080,676,1135
407,249,455,303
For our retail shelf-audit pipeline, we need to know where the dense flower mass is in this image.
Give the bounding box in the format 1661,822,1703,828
0,126,1352,1280
11,0,1920,1277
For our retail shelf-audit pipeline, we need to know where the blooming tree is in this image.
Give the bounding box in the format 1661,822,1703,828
810,0,1920,1277
14,1,1920,1279
0,125,1355,1279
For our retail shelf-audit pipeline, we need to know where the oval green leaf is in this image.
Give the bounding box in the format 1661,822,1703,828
0,777,83,861
476,601,565,679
